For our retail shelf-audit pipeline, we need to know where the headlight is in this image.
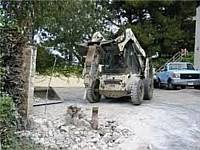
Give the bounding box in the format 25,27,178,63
172,73,180,78
153,74,157,80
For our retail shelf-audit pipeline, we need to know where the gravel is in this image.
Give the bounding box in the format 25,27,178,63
17,87,200,150
17,105,132,150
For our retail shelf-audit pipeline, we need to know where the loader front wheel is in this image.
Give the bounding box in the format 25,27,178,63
86,80,101,103
143,78,153,100
130,79,144,105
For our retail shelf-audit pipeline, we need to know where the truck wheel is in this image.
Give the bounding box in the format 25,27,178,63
154,80,159,88
143,78,153,100
130,79,144,105
194,85,200,89
153,81,158,88
158,79,161,88
181,85,186,89
86,80,101,103
167,79,176,90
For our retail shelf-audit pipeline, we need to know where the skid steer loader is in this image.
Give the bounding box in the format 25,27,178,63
77,28,153,105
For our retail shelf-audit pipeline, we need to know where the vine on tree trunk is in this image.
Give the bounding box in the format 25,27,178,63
1,29,26,106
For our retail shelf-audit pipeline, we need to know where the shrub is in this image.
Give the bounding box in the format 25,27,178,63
0,96,19,149
181,51,194,64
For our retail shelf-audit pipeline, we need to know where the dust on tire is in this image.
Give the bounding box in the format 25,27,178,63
130,78,144,105
143,78,153,100
86,80,101,103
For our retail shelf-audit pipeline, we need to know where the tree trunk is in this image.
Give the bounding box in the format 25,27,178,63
0,139,2,150
1,30,36,129
69,51,73,65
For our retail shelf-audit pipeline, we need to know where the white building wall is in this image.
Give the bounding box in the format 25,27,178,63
194,6,200,70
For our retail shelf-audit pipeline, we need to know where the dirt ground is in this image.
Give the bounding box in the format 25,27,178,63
32,86,200,150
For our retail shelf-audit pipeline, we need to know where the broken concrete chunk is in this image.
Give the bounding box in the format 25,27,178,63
18,106,132,149
78,119,91,128
102,132,112,143
67,105,81,117
60,125,69,133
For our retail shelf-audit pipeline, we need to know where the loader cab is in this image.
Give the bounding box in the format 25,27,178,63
102,41,141,74
103,52,126,73
81,28,153,105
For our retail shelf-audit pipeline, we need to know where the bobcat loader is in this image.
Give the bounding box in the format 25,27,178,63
78,28,153,105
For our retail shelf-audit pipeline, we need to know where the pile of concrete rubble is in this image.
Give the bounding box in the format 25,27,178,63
17,105,133,150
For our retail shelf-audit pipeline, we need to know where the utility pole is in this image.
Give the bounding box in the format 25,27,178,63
194,1,200,70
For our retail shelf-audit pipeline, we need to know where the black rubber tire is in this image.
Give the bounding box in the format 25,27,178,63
153,79,158,88
130,78,144,105
143,78,153,100
104,96,112,99
194,85,200,89
157,78,161,88
181,85,186,89
167,79,176,90
86,80,101,103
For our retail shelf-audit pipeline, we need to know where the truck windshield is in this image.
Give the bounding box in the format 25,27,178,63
169,63,195,70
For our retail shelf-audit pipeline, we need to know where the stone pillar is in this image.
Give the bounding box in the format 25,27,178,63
194,5,200,70
19,46,31,125
20,45,37,124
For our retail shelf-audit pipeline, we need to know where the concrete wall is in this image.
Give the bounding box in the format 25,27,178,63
34,76,84,88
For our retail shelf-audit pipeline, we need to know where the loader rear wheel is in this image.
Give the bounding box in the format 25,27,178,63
143,78,153,100
130,79,144,105
86,80,101,103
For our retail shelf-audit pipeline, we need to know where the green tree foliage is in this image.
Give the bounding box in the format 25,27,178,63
33,0,107,64
36,46,83,77
101,1,196,56
181,51,194,63
1,0,110,74
2,0,196,71
36,46,55,74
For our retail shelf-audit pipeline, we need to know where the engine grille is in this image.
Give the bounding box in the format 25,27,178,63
180,74,200,79
104,79,122,84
